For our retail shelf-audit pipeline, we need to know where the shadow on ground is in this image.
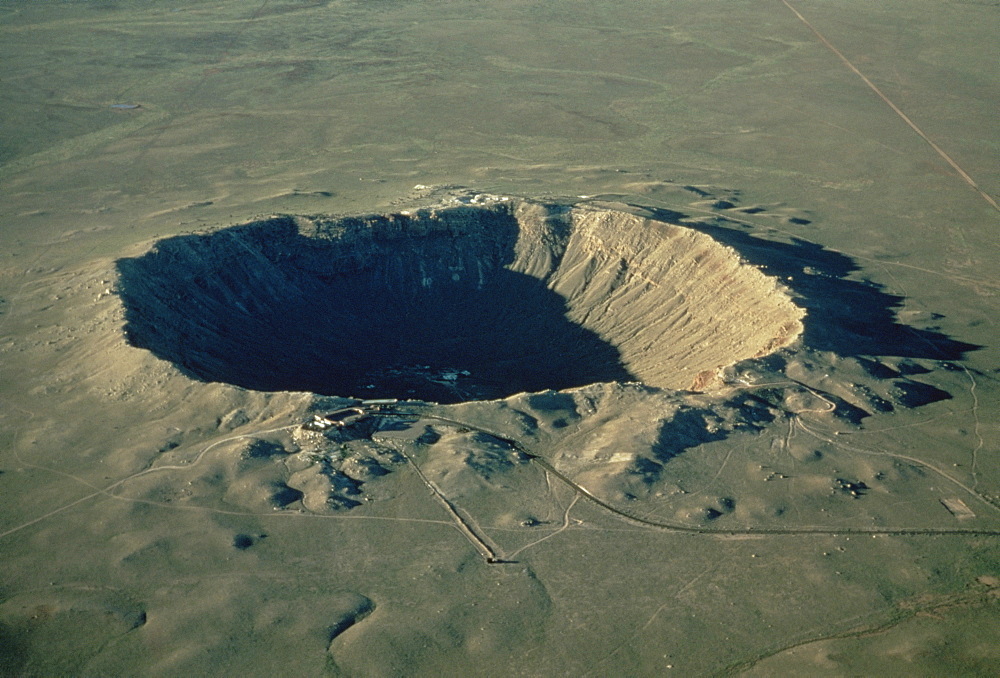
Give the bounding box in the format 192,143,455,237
643,205,981,362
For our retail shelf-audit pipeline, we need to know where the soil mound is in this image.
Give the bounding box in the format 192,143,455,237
116,198,803,402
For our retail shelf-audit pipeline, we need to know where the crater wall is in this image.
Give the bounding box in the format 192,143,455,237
116,198,804,402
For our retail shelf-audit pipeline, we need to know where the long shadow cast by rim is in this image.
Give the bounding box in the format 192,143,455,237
642,205,981,363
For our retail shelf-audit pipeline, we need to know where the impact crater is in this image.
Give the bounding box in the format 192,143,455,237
117,197,804,403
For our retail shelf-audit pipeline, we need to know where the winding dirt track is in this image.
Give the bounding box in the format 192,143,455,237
381,408,1000,563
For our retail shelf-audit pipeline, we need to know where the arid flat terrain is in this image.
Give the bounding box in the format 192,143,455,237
2,1,998,675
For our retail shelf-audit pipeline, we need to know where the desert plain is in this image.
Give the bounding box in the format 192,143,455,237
1,1,999,676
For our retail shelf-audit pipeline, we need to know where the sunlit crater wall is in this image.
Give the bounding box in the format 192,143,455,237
524,204,805,390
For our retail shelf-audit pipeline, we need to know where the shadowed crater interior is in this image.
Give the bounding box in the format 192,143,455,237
116,198,804,403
